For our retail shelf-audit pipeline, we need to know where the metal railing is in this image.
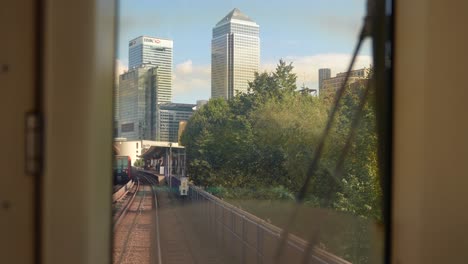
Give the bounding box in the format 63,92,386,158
180,180,351,264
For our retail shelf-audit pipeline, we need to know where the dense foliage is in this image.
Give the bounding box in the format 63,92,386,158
180,60,382,221
134,158,144,167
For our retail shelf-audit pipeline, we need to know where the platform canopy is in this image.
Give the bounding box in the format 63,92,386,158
140,143,185,160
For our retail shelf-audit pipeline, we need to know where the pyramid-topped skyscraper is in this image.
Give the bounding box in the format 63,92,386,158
211,8,260,99
216,8,256,25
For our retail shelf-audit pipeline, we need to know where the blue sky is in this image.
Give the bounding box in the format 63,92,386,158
117,0,372,103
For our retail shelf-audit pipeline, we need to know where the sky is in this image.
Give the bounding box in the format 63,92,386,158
116,0,373,104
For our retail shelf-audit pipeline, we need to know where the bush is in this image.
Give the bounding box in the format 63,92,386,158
206,185,294,201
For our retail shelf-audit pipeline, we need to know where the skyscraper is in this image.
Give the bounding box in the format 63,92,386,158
318,68,331,90
117,36,174,140
128,36,173,103
211,8,260,100
156,103,195,142
118,65,159,140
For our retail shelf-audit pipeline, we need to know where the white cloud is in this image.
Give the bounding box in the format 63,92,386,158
114,59,128,85
115,59,128,76
176,60,193,75
117,53,372,103
173,60,211,103
261,53,372,89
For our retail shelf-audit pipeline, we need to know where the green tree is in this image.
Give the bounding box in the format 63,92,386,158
247,59,297,99
251,93,328,192
181,62,382,263
323,70,382,220
181,60,381,220
133,159,144,167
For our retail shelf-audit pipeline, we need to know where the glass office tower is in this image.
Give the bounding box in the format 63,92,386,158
129,36,173,103
211,8,260,99
118,65,159,140
156,103,196,142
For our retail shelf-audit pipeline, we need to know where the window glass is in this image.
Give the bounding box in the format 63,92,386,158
112,1,388,263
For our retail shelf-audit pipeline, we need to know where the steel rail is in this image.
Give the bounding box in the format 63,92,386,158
115,176,147,264
140,173,163,264
113,180,135,203
113,177,140,231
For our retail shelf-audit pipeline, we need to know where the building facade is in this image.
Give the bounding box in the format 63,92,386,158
117,36,175,141
321,68,368,92
156,103,195,143
196,100,208,109
318,68,331,90
118,65,160,140
113,78,120,137
117,69,195,142
211,8,260,100
128,36,173,103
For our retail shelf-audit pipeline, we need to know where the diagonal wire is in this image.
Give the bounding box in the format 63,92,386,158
274,24,368,264
301,79,372,264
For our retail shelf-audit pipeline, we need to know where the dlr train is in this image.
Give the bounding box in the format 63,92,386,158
113,155,132,184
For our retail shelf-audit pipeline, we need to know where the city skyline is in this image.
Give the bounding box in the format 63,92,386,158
117,0,372,103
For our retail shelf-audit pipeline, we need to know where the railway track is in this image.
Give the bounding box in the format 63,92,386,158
149,175,235,264
111,171,352,264
112,171,241,264
113,175,155,264
139,173,162,264
113,179,140,228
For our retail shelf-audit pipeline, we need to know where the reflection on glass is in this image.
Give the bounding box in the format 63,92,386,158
112,1,385,263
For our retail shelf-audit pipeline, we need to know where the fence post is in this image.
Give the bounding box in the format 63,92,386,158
231,210,235,256
242,216,246,264
214,202,218,242
257,224,263,264
221,206,225,248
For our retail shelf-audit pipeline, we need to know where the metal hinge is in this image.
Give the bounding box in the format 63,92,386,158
25,112,43,175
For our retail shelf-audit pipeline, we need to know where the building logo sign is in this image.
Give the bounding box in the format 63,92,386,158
130,37,172,48
144,38,161,44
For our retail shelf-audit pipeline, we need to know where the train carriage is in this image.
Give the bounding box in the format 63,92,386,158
114,155,132,184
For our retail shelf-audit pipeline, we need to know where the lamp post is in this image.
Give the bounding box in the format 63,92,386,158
169,142,172,190
183,147,186,178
